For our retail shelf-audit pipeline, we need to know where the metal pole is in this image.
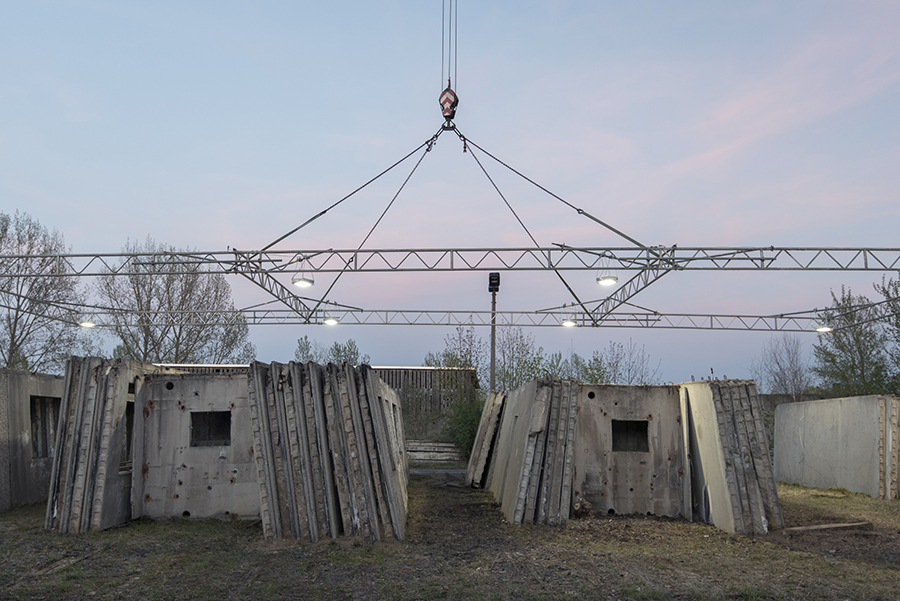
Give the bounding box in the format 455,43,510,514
490,289,497,392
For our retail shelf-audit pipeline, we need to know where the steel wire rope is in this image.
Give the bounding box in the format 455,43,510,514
306,128,446,321
454,127,598,326
257,130,443,255
462,137,647,250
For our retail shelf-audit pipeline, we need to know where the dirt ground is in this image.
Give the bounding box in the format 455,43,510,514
2,472,899,600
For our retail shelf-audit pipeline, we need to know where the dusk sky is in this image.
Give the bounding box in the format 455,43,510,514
3,2,899,384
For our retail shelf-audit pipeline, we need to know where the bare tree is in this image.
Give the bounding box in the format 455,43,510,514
96,237,255,364
0,211,100,373
597,338,661,385
751,334,812,400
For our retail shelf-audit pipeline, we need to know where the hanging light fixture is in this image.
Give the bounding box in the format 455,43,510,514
560,305,577,327
291,258,315,288
323,315,340,326
596,253,619,287
596,273,619,286
815,311,833,333
78,314,96,328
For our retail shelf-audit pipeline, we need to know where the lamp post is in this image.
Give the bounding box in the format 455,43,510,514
489,272,500,393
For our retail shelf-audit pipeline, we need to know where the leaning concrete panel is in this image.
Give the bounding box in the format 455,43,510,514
488,380,539,524
573,385,685,518
681,380,781,534
141,372,258,520
775,396,884,497
679,383,737,533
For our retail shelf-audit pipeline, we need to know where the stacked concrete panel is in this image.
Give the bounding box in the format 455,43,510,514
45,357,151,533
248,362,408,541
483,380,579,526
475,378,782,535
775,395,899,500
680,380,783,534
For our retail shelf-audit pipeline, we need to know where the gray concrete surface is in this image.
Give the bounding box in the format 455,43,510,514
775,395,899,499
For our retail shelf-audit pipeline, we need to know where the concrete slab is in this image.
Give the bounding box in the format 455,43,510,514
775,395,898,499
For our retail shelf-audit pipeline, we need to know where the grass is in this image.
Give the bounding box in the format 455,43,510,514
1,479,899,600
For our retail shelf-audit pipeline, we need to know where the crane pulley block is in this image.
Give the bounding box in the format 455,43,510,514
440,86,458,120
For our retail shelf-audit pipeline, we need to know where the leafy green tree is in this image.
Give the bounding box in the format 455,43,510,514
570,350,608,384
294,335,370,365
494,326,547,391
0,211,100,373
96,236,255,364
874,276,900,391
812,286,890,396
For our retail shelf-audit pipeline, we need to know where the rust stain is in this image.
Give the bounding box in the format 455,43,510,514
173,493,179,499
142,407,150,419
147,400,155,409
676,415,682,424
230,477,236,484
647,413,653,420
249,446,254,456
144,493,152,502
142,463,149,479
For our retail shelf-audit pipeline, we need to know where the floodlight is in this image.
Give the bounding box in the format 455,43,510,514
79,314,96,328
596,274,619,286
323,315,340,326
291,273,314,288
561,317,577,327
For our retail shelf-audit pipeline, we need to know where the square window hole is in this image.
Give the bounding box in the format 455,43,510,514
191,411,231,447
612,419,649,452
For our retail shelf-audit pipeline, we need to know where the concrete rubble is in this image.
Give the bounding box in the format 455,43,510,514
469,378,783,534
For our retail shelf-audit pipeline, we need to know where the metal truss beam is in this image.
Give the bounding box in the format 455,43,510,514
43,307,827,332
4,246,900,278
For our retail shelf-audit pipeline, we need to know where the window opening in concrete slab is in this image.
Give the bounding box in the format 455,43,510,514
30,396,60,458
190,411,231,447
612,419,649,452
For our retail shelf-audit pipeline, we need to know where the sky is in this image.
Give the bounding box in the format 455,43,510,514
2,1,900,384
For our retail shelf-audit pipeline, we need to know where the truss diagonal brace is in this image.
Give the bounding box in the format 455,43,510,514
590,248,680,321
232,252,316,323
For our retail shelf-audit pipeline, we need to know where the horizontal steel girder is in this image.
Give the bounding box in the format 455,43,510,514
3,246,900,278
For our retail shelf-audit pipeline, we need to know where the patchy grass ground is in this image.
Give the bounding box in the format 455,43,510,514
2,476,899,600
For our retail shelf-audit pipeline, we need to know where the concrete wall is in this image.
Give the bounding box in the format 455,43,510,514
573,385,685,517
775,395,898,498
0,368,64,512
136,372,259,520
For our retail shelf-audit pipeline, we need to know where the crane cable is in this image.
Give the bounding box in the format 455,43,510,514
306,126,446,321
452,126,599,326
